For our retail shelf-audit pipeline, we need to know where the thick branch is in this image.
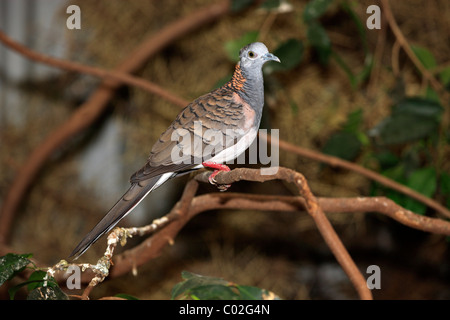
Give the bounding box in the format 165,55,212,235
260,132,450,218
5,167,450,299
112,167,373,300
107,168,450,298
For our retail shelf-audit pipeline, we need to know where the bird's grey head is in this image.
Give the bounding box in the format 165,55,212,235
239,42,280,70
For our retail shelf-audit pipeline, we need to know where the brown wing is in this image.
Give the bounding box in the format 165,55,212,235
130,88,249,183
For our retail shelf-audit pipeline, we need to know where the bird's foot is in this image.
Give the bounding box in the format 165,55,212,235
202,161,231,191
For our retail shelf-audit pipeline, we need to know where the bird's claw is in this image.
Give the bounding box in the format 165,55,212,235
208,173,231,191
202,161,231,191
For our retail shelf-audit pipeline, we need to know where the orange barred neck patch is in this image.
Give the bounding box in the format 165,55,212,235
226,64,246,91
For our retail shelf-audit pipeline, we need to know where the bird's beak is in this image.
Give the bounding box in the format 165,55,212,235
263,52,281,63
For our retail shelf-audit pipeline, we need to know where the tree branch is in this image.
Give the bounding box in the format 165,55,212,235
380,0,445,95
260,132,450,218
5,166,450,299
82,167,450,299
0,31,188,108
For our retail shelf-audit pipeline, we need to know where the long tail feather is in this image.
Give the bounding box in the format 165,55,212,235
69,175,167,259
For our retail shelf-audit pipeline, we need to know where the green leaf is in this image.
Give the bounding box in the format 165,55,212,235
411,45,437,70
180,270,197,280
115,293,139,300
342,109,370,145
355,54,374,85
392,97,443,119
332,51,356,87
187,284,276,300
307,22,331,64
303,0,332,23
404,167,437,214
334,2,373,88
230,0,255,12
172,271,280,300
379,166,438,215
172,271,229,299
0,253,32,287
425,86,440,103
260,0,280,10
369,114,438,145
225,31,259,62
407,167,437,197
322,131,361,161
188,284,238,300
8,281,32,300
264,38,303,73
439,67,450,89
382,164,406,183
27,286,69,300
374,151,399,170
8,271,57,300
369,97,443,145
356,132,370,146
380,164,408,206
340,1,368,54
342,109,363,133
27,270,57,291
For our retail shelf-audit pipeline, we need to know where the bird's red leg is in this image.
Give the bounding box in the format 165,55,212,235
202,161,231,191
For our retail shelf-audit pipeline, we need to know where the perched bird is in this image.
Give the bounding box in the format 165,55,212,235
70,42,280,259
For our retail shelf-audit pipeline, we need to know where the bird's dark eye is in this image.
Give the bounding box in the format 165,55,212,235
248,51,257,58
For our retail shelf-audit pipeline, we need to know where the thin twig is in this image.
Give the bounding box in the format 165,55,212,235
391,39,401,77
0,31,188,108
381,0,445,94
260,132,450,218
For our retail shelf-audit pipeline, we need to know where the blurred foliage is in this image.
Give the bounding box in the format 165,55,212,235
0,253,33,287
229,0,450,216
0,253,66,300
172,271,280,300
256,0,449,218
265,38,304,73
0,253,279,300
224,31,260,62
